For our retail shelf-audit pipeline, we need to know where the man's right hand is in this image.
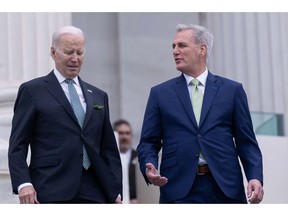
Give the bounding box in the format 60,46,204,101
115,194,122,204
19,185,39,204
145,163,168,187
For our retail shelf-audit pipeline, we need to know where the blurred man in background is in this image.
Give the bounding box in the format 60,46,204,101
113,119,138,204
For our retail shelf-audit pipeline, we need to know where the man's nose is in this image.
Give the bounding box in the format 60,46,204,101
70,53,78,61
173,47,180,55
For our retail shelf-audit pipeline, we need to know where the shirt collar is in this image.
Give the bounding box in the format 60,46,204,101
183,68,208,87
53,69,80,86
120,148,132,157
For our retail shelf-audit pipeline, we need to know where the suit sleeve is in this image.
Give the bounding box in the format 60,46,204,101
98,92,123,202
233,84,263,184
8,84,35,193
137,87,163,184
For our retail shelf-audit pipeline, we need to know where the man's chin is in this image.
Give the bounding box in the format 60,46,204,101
66,70,80,78
176,66,184,72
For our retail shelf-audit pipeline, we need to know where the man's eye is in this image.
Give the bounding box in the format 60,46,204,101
65,51,74,55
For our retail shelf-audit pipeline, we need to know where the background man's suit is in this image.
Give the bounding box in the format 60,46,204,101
128,149,138,200
8,71,122,203
137,71,263,203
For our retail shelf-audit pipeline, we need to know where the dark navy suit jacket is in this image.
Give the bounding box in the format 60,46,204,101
8,71,122,203
137,72,263,203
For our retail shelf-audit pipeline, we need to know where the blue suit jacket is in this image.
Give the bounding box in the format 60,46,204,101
8,71,122,203
137,72,263,203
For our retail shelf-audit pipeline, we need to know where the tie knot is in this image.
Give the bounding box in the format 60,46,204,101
65,79,74,84
191,79,200,86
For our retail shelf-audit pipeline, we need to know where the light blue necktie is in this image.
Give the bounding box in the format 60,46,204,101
65,79,91,170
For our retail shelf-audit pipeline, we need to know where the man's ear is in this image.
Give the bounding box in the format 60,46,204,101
50,47,56,58
200,43,207,57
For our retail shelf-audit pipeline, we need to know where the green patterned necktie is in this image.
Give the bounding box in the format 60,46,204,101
65,79,91,170
191,79,205,161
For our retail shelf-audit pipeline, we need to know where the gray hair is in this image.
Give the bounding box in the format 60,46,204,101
176,24,214,62
51,26,85,49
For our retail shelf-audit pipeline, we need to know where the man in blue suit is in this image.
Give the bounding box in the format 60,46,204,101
137,24,264,203
8,26,122,204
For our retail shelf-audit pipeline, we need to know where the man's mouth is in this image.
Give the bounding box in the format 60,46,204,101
175,58,182,64
68,65,78,69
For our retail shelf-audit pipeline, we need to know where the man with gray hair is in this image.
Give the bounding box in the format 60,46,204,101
8,26,122,204
137,24,264,203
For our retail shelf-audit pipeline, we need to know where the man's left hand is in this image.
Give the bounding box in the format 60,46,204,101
247,179,264,204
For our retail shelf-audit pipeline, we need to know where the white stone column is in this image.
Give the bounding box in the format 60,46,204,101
0,12,71,203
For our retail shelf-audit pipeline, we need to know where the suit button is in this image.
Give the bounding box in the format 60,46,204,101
195,154,199,158
197,134,201,138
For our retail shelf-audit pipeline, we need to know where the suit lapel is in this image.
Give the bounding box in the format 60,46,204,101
173,72,220,128
44,71,79,126
173,74,198,127
199,72,219,127
79,78,93,130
